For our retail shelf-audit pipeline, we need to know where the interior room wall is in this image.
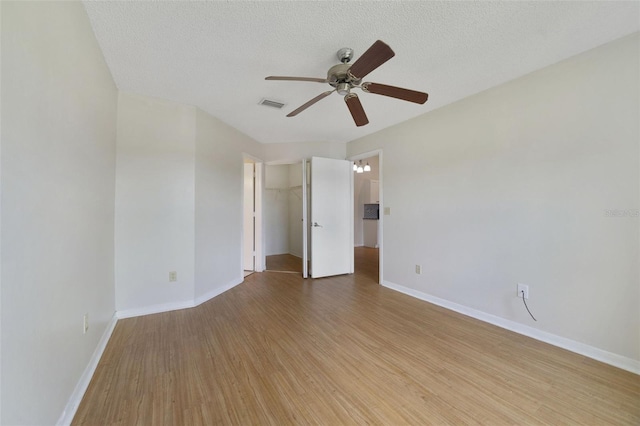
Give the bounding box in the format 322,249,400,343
348,33,639,364
262,141,347,163
115,92,196,312
194,109,263,301
264,164,290,256
353,156,380,246
1,2,118,424
116,93,264,312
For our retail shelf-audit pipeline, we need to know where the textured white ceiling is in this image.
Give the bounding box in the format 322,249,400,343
83,1,639,144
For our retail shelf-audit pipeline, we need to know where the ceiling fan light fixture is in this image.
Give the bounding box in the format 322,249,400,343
364,162,371,172
336,82,350,96
357,165,364,173
353,162,358,171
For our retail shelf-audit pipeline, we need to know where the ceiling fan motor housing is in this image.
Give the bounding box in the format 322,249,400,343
337,47,354,63
327,63,361,89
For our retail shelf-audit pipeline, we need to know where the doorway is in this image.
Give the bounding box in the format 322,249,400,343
262,157,353,279
243,156,263,277
351,151,382,284
263,162,304,274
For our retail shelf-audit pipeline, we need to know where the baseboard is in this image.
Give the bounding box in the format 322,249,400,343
116,277,244,319
57,278,244,424
116,299,194,319
382,280,640,375
57,313,118,426
194,277,242,307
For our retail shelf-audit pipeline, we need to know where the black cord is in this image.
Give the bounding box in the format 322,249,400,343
521,291,537,321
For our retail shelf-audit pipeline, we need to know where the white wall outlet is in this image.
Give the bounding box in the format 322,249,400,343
415,264,422,274
517,283,529,299
83,313,89,334
384,207,391,215
169,271,177,282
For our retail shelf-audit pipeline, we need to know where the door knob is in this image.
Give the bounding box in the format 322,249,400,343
313,222,323,227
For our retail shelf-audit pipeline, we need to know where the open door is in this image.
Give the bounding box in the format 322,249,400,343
307,157,354,278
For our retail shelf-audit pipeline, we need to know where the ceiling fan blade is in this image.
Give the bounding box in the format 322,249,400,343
266,76,328,83
347,40,395,80
286,91,334,117
344,93,369,127
362,82,428,104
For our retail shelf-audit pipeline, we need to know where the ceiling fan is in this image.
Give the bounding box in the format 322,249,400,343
265,40,428,127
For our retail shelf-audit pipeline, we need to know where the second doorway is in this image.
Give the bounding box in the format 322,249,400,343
264,162,304,274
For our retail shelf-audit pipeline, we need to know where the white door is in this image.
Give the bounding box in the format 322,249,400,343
243,163,255,270
309,157,353,278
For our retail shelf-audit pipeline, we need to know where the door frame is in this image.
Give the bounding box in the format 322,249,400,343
302,160,308,278
262,159,305,276
242,153,264,275
348,149,383,284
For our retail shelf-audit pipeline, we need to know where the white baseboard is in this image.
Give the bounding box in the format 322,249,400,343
116,299,193,319
382,280,640,375
57,277,245,425
117,277,244,319
57,313,118,426
194,277,242,307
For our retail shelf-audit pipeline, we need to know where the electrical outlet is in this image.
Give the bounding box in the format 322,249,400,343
384,207,391,215
83,313,89,334
517,283,529,299
415,264,422,275
169,271,177,282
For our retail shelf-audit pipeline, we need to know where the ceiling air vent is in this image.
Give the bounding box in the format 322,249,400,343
259,98,286,109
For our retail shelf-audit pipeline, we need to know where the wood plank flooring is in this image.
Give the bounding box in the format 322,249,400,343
73,248,639,425
265,254,302,274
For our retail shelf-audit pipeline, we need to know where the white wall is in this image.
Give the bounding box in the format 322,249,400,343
263,141,346,163
263,163,305,258
194,109,263,300
115,94,264,311
265,163,290,189
288,164,304,257
115,92,196,312
264,165,289,255
1,2,117,424
348,33,640,363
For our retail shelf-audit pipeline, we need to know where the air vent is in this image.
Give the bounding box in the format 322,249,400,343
259,98,286,109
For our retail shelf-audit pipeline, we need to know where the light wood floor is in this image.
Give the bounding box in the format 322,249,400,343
74,248,639,425
265,254,302,273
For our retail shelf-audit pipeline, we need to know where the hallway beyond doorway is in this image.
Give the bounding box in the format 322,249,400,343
355,246,379,283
